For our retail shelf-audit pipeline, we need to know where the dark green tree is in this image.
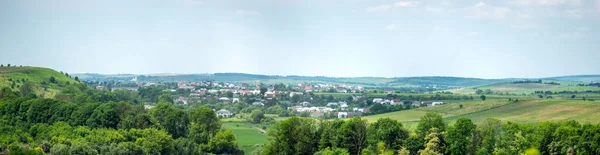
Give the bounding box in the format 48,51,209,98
446,118,476,155
150,102,189,139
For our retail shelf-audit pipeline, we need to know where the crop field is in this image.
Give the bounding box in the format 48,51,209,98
450,82,600,94
362,99,600,129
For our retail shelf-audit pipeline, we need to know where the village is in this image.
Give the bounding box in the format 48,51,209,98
94,79,447,119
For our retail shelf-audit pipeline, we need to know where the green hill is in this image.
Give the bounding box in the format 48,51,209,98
448,81,600,94
0,66,79,97
361,99,600,128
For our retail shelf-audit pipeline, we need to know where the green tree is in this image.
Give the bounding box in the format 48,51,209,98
419,128,445,155
208,130,242,154
367,118,408,150
86,102,120,128
314,147,350,155
480,95,486,101
74,76,79,82
416,113,447,138
260,87,268,96
250,109,265,124
158,92,174,104
263,117,319,155
189,106,221,144
150,102,189,139
69,142,98,155
340,117,368,155
476,118,502,155
50,144,70,155
446,118,476,155
49,76,56,83
571,95,576,99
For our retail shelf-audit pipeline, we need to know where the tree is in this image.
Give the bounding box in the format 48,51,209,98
158,92,174,104
250,109,264,124
416,113,447,138
459,104,463,109
49,76,56,83
367,118,408,150
19,82,36,97
263,117,319,155
571,95,576,99
260,87,268,96
477,118,502,155
475,89,483,95
446,118,476,155
86,102,120,128
314,147,350,155
480,95,486,101
189,106,221,144
419,128,445,155
208,130,242,154
340,117,368,155
150,102,189,139
74,76,80,82
7,64,10,67
69,141,98,155
50,144,70,155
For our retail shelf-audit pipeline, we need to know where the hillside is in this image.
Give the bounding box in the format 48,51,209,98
0,66,79,97
447,81,600,94
362,99,600,128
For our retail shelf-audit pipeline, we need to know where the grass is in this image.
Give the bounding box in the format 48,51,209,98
449,82,600,95
222,121,269,154
361,99,600,129
0,66,78,98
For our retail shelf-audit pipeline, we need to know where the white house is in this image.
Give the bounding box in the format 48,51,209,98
290,92,304,97
144,105,155,110
432,102,444,106
340,103,349,110
301,101,310,106
327,102,339,107
337,112,349,118
232,98,240,103
373,98,383,103
216,109,233,118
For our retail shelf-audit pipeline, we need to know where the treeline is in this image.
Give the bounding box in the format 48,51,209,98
0,86,242,154
512,80,542,84
260,113,600,155
534,90,600,94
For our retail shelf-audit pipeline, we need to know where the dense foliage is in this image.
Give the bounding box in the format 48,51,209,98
262,114,600,155
0,85,242,155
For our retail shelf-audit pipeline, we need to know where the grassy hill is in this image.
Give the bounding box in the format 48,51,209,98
361,98,600,129
448,81,600,94
0,66,79,97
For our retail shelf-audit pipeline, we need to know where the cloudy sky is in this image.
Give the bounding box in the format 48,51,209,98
1,0,599,78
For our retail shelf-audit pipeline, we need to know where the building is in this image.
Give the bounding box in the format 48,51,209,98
373,98,383,104
340,103,349,110
144,105,155,110
391,100,403,105
290,92,304,97
432,102,444,106
216,109,233,118
301,101,310,106
252,102,264,106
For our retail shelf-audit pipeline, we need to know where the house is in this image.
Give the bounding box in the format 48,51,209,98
337,112,349,118
216,109,233,118
391,100,403,105
326,102,339,107
432,102,444,106
264,91,275,98
311,111,324,117
340,103,349,110
95,86,105,90
352,107,369,112
412,101,421,107
423,101,433,107
304,86,313,92
290,92,304,97
301,101,310,106
252,102,264,106
175,97,187,105
144,105,155,110
219,97,230,102
352,96,364,101
383,100,392,104
232,98,240,103
373,98,383,104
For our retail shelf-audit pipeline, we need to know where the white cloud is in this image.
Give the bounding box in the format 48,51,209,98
559,27,589,39
425,6,443,13
432,26,442,31
393,1,419,7
385,24,397,31
366,1,419,12
509,0,581,6
366,4,393,12
467,31,479,36
469,2,512,19
236,9,261,16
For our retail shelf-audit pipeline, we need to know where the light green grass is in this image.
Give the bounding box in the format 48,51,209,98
222,122,269,154
0,67,78,97
449,82,600,95
362,99,600,129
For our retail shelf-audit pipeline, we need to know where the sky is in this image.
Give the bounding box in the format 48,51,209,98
1,0,600,79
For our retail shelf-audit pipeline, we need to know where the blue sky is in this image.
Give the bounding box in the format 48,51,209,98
1,0,599,78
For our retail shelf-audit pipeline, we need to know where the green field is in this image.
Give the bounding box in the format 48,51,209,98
449,82,600,95
0,66,78,97
222,121,269,154
362,99,600,129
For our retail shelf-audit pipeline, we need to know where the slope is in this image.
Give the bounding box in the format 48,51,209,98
0,66,79,97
